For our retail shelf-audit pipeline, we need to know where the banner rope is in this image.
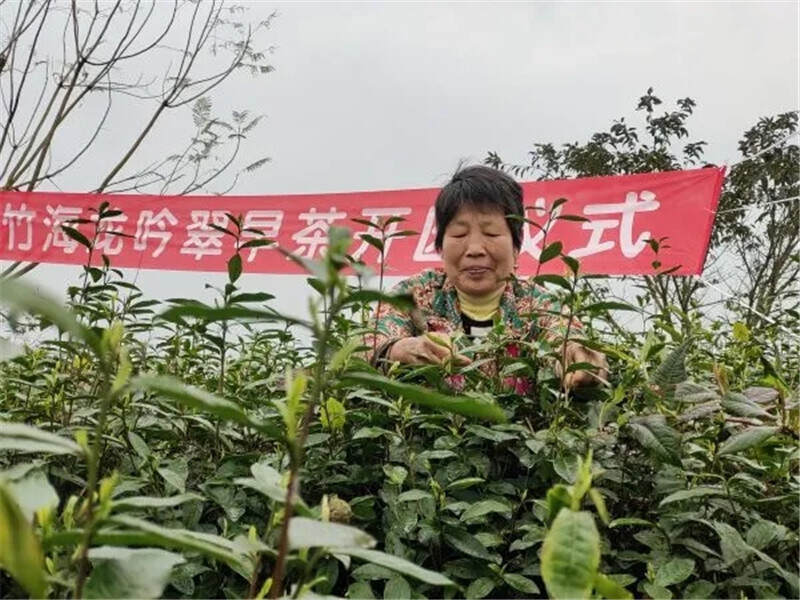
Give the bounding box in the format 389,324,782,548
722,129,799,170
714,195,800,214
696,276,800,342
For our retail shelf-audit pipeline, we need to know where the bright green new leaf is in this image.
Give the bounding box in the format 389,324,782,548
593,573,632,599
546,484,573,524
541,510,600,599
0,483,48,599
589,488,609,525
320,397,346,432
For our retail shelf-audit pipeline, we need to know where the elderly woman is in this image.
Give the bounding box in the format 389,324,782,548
366,165,607,390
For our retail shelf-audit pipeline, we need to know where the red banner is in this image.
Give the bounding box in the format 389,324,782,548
0,167,724,276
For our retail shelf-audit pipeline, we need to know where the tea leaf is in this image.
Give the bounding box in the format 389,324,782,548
541,510,600,599
0,278,102,357
5,469,59,521
718,426,779,455
654,557,695,587
502,573,540,594
157,458,188,494
627,416,682,466
594,572,632,599
396,490,433,502
340,372,506,422
539,241,563,264
460,499,511,522
443,526,499,562
341,548,455,586
659,486,725,506
85,547,185,599
0,483,47,599
227,253,243,283
114,494,202,511
288,517,376,550
383,575,411,599
0,422,83,456
108,514,254,573
466,576,496,599
132,375,283,441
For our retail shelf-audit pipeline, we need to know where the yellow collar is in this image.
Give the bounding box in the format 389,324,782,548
456,287,503,322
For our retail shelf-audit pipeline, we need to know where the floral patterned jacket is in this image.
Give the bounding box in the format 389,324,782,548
364,269,578,379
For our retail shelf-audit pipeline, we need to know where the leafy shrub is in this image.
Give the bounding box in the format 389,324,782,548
0,221,797,599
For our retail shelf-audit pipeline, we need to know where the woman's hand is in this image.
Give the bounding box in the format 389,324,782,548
388,333,472,366
556,341,609,389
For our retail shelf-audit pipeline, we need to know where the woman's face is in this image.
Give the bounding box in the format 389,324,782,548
441,206,517,297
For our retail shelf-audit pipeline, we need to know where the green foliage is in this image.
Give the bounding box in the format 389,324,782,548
1,175,798,600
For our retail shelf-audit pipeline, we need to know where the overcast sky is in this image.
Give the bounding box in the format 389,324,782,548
17,0,800,324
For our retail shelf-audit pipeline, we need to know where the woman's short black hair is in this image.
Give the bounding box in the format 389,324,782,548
434,165,524,251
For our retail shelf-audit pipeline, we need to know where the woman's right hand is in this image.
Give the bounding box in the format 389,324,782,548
388,333,472,366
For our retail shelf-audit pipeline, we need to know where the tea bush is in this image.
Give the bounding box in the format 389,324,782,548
0,221,798,599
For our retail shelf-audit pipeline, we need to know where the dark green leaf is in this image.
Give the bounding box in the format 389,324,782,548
227,254,242,283
718,426,779,455
659,487,724,507
582,301,638,313
539,241,563,264
443,526,499,563
466,577,496,599
342,291,414,310
533,274,572,290
61,225,92,250
503,573,540,594
627,415,682,466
